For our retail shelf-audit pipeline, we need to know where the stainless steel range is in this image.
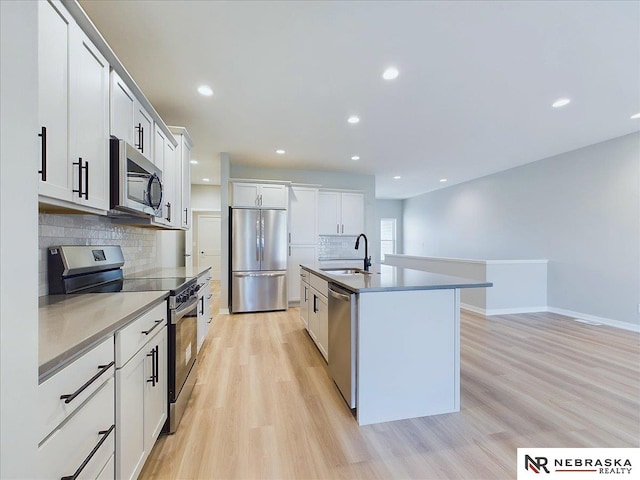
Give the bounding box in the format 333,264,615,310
47,245,199,433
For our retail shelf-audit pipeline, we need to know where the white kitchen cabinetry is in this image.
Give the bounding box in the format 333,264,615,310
197,270,213,352
38,0,110,213
152,125,178,227
300,270,310,328
115,301,168,480
301,270,329,362
170,127,193,230
318,191,364,235
232,182,288,208
110,71,153,162
287,187,317,303
38,336,115,480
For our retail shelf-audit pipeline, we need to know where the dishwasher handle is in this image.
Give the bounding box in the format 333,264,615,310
328,286,352,301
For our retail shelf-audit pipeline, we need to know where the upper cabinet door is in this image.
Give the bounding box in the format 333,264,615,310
37,0,73,202
163,139,177,227
289,187,317,244
340,193,364,235
110,72,135,144
318,191,340,235
69,23,109,211
232,183,260,207
180,139,191,229
259,184,288,209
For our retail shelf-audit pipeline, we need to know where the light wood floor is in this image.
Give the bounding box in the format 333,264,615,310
140,289,640,480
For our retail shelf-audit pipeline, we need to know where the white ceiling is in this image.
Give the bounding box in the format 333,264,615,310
79,0,640,199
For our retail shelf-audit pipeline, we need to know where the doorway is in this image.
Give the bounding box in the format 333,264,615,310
195,212,221,281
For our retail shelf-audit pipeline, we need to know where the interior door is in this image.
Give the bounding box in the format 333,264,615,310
231,208,260,272
197,213,221,280
261,209,287,271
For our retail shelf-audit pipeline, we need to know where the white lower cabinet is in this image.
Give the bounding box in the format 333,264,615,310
301,270,329,362
115,303,168,480
197,270,212,352
38,336,115,480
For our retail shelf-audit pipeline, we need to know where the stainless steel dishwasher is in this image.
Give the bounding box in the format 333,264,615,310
328,284,356,408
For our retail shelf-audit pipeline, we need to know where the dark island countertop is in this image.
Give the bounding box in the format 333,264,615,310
300,264,492,294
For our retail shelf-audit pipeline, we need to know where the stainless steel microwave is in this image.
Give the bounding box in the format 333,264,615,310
109,137,163,218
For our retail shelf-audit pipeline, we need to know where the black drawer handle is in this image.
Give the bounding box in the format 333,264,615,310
60,424,115,480
38,126,47,181
59,361,114,405
142,319,163,336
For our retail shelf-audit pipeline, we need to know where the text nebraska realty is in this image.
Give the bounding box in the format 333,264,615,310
526,455,633,474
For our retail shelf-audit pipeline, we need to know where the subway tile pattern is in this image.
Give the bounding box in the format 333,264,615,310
317,235,361,261
39,214,158,296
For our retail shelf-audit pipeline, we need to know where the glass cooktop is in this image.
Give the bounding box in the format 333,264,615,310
83,277,193,294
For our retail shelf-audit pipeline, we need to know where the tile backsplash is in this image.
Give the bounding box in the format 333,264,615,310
39,214,159,296
318,235,361,261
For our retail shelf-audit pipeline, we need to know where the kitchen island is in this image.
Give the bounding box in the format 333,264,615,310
301,264,491,425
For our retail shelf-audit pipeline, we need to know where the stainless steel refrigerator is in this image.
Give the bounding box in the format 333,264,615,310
230,208,287,313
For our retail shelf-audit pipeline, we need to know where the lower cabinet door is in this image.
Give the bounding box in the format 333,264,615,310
39,377,115,480
96,454,115,480
317,295,329,362
116,349,146,480
144,327,167,451
300,282,309,329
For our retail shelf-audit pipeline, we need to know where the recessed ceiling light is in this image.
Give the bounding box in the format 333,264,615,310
347,115,360,124
440,178,447,183
552,98,571,108
190,160,198,164
631,112,640,119
197,85,213,96
202,178,210,182
275,149,285,154
382,66,399,80
351,155,360,161
393,175,401,180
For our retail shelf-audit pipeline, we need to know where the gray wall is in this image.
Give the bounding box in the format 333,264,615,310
375,199,404,260
403,133,640,326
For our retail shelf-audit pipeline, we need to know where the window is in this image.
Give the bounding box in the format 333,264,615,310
380,218,396,262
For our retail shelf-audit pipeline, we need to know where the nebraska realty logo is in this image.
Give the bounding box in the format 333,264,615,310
517,448,639,479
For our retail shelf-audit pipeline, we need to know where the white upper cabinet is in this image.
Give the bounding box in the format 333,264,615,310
318,191,364,236
38,0,109,212
163,139,178,228
169,127,193,230
110,71,153,161
38,0,73,202
232,183,288,208
110,72,135,145
289,186,317,245
69,25,110,211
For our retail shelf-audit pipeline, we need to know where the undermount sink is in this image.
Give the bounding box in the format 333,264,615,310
321,268,371,275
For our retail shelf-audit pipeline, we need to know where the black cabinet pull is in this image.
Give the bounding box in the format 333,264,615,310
141,319,163,336
154,345,159,384
184,208,188,225
135,123,143,151
59,361,114,404
83,160,89,199
38,126,47,181
313,295,317,313
72,158,83,198
165,202,171,222
146,347,156,386
60,424,115,480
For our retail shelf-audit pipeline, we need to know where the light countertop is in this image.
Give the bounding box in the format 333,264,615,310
39,291,168,381
301,264,492,293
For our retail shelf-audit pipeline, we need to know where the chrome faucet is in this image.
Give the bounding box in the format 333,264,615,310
355,233,372,272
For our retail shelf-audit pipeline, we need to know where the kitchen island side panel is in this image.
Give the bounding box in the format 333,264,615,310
356,288,460,425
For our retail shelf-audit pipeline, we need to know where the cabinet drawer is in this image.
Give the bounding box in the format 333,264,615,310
115,301,167,367
39,336,114,441
310,273,328,298
39,377,115,480
300,269,310,285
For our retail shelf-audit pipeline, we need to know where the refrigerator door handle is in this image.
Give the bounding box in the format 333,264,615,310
261,215,265,261
234,272,286,278
256,217,260,262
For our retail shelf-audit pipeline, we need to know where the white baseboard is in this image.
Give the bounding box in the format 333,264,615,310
547,307,640,332
219,308,229,315
460,303,547,316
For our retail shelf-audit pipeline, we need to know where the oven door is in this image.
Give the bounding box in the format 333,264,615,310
169,295,198,402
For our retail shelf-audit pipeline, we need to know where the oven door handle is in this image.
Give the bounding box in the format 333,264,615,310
171,296,199,325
